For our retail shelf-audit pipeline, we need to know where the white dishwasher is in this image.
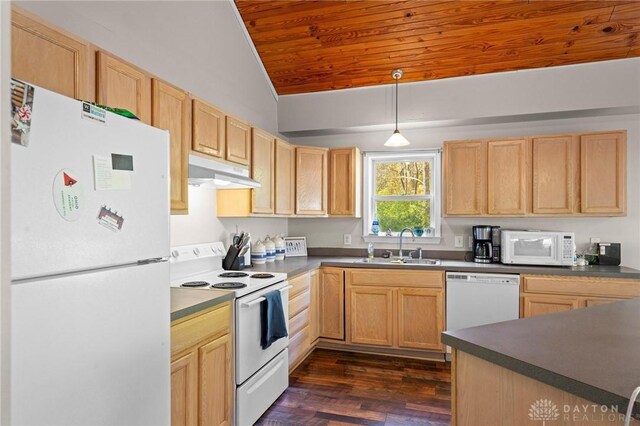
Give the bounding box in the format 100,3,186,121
445,272,520,358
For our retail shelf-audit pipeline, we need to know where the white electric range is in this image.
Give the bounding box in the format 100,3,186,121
170,242,290,426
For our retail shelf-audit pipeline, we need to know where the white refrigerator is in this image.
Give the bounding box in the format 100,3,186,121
10,81,171,425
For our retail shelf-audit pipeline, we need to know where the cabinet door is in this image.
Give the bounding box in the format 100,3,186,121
319,268,345,340
347,287,394,347
274,139,296,215
152,80,191,213
397,288,444,351
251,128,275,214
487,138,529,215
532,135,576,214
329,148,361,217
225,116,251,166
11,6,93,101
580,132,626,214
97,51,152,124
192,98,225,158
199,333,232,426
444,141,486,215
171,351,197,426
296,146,328,215
584,297,624,308
522,295,580,318
309,269,320,343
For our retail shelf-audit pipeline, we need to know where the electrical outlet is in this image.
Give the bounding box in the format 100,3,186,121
590,237,601,245
454,235,464,248
343,234,352,245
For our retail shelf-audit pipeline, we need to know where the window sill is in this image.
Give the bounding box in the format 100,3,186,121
362,235,441,245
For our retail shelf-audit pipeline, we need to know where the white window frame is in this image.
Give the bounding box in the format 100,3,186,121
362,150,441,244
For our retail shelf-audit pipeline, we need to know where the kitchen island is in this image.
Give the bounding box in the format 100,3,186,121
442,298,640,426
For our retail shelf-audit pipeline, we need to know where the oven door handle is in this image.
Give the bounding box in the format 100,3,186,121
240,285,293,308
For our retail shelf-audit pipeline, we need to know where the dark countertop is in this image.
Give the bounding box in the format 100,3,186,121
170,287,234,322
442,298,640,415
249,256,640,279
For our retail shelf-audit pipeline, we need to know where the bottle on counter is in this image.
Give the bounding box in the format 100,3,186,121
371,220,380,235
367,243,375,259
264,235,276,263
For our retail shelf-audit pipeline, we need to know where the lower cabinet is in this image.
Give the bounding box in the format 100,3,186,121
170,302,232,426
319,268,345,340
521,275,640,318
309,269,320,344
346,269,445,352
287,272,312,371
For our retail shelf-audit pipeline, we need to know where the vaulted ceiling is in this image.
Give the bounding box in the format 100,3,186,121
234,1,640,95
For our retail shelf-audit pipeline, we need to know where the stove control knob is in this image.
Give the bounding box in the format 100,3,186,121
193,248,200,256
171,250,179,258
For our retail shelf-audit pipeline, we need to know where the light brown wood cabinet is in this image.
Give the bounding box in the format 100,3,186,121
171,302,233,426
225,116,251,166
275,139,296,215
443,140,486,215
345,269,445,352
251,129,275,214
486,138,529,215
521,274,640,318
329,147,361,217
309,269,320,344
96,51,152,124
11,6,94,101
532,135,577,214
152,79,191,214
296,146,329,215
580,131,626,214
445,130,627,217
319,268,345,340
288,272,313,371
192,98,225,159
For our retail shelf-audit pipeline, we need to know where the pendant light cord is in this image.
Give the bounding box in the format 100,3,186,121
395,75,399,131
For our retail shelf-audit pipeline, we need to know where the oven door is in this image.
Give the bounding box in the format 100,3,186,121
502,232,561,265
236,281,290,384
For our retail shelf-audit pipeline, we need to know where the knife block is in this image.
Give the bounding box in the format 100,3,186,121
222,246,240,270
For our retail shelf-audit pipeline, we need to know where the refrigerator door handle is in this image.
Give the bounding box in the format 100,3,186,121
137,257,169,265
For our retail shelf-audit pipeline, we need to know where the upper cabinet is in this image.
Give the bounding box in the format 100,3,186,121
96,51,152,124
192,97,226,159
296,146,328,215
580,132,626,215
532,135,577,214
225,116,251,166
486,138,529,215
275,139,296,215
329,148,362,217
444,131,627,217
152,79,191,214
443,141,486,216
11,6,93,101
251,128,275,214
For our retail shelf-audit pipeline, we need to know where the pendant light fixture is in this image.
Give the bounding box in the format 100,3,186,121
384,69,410,147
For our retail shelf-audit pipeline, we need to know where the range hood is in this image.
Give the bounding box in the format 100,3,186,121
188,154,260,189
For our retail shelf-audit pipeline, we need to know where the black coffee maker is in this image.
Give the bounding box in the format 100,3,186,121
473,225,493,264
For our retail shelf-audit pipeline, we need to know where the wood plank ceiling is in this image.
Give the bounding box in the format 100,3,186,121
234,1,640,95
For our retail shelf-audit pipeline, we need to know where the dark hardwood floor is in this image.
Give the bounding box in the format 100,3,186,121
256,349,451,426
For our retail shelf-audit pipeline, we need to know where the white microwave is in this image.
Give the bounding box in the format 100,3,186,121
501,230,575,266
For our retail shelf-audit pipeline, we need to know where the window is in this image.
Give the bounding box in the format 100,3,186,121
363,151,441,241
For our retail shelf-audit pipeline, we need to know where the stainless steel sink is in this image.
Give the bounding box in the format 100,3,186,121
354,257,441,266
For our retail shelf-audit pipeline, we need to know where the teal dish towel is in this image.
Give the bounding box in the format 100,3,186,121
260,290,288,349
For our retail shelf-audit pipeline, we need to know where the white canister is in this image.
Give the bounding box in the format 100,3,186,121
274,234,285,261
264,235,276,263
251,239,266,265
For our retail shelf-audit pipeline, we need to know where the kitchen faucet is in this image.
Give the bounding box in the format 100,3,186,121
398,227,415,258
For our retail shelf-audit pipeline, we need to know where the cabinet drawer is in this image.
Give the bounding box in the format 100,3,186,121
171,303,231,355
288,325,311,369
523,275,640,298
289,289,310,319
289,307,310,336
289,273,310,298
348,269,444,288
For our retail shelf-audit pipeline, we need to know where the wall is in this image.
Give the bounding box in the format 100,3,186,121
287,113,640,269
1,2,10,421
16,0,287,246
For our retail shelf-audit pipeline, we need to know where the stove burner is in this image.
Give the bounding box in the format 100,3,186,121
251,273,275,279
181,281,210,288
218,271,249,278
212,282,247,289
